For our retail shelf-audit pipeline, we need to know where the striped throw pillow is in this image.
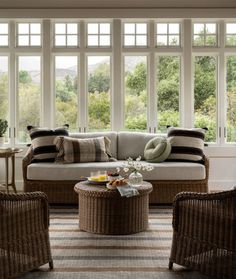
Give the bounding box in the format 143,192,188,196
167,127,206,162
27,125,69,162
54,136,111,163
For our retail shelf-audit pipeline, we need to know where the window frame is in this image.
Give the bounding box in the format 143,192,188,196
155,22,182,48
123,21,149,48
86,22,112,48
16,22,42,47
53,22,80,48
192,22,219,47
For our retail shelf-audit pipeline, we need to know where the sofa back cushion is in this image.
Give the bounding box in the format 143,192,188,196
117,132,157,160
55,136,110,163
70,131,118,158
167,127,206,162
27,125,69,162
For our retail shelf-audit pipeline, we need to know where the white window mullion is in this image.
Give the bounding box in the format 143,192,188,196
113,19,122,131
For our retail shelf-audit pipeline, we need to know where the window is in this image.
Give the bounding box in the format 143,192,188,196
55,56,78,131
225,23,236,46
193,23,217,46
156,56,180,133
194,56,217,142
0,23,8,47
124,56,147,131
17,23,41,46
87,23,111,47
87,56,111,131
226,56,236,142
17,56,41,143
156,23,180,46
123,23,147,47
54,23,79,47
0,56,9,142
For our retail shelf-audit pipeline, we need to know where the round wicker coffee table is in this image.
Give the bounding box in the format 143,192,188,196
74,181,153,235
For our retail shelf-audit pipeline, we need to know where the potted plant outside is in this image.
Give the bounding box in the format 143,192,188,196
0,119,8,146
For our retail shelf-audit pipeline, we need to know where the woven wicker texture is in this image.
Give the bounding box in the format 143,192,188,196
23,146,209,204
0,191,53,279
74,181,153,235
169,189,236,279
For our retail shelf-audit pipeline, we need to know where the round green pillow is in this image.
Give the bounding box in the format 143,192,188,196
144,137,171,163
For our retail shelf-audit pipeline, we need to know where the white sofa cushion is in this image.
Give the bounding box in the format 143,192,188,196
117,132,157,160
27,161,206,181
70,131,118,158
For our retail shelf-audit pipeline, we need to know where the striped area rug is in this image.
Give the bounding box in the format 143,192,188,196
19,206,207,279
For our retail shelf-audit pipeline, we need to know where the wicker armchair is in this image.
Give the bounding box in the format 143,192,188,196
169,189,236,279
0,191,53,279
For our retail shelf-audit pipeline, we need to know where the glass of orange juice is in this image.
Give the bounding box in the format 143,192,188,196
98,171,107,181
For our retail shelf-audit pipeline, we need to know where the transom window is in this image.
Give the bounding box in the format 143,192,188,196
123,23,147,47
156,23,180,46
54,23,79,47
193,23,217,47
87,23,111,47
0,23,8,47
17,23,41,46
225,23,236,46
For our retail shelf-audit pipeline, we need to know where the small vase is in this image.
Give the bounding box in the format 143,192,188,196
128,171,143,187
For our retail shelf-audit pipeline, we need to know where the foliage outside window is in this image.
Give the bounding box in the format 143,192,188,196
193,23,217,47
0,23,8,47
87,23,111,47
226,56,236,142
54,23,79,47
55,56,78,131
156,56,180,133
225,23,236,46
194,56,217,142
124,56,147,131
123,23,147,47
17,23,41,46
18,56,41,143
87,56,111,131
156,23,180,46
0,56,9,142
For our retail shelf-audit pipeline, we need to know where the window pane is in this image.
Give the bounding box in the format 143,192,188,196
88,35,98,46
124,23,135,34
30,35,41,46
157,23,167,34
55,35,66,46
87,56,111,131
18,56,41,143
206,35,217,46
67,35,78,46
157,35,167,46
226,56,236,142
18,23,29,34
67,23,77,34
156,56,180,133
206,23,216,34
18,35,29,46
0,35,8,46
88,23,98,34
194,56,217,142
136,23,147,34
136,35,147,46
169,35,179,46
194,23,204,34
30,23,41,34
194,35,204,46
124,35,135,46
99,35,110,46
0,56,9,143
55,56,78,131
226,23,236,34
0,23,8,34
124,56,147,131
226,35,236,46
100,23,110,34
55,23,66,34
169,23,179,34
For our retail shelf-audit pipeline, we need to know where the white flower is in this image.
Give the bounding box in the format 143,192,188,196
124,167,129,173
116,167,120,173
136,156,141,162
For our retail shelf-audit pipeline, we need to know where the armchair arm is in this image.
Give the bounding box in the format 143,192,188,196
22,145,34,181
202,155,209,181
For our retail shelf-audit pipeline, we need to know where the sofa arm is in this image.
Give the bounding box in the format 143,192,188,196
203,155,209,181
22,145,34,181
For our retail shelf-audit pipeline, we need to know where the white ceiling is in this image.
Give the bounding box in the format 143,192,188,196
0,0,235,8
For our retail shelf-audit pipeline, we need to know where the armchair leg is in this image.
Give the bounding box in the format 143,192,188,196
49,260,54,269
168,260,173,269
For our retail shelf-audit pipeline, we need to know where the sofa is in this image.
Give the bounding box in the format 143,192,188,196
22,131,209,204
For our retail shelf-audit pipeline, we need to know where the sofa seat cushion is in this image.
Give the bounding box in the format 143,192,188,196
27,161,206,181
